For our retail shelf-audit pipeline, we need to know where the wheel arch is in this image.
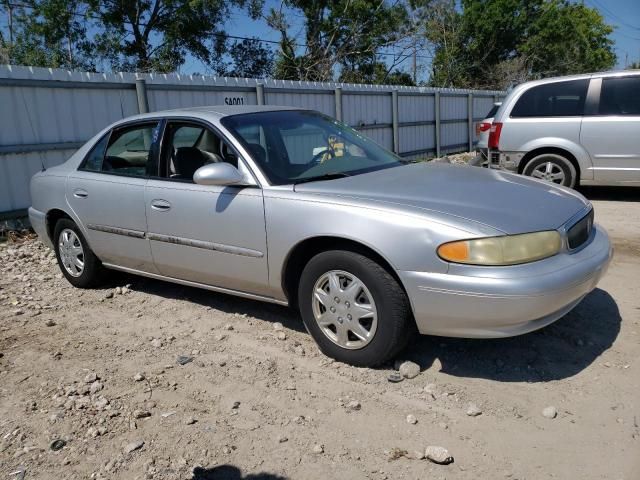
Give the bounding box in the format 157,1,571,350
518,147,580,176
46,209,74,243
281,236,409,309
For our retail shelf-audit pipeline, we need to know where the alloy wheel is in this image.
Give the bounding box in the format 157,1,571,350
311,270,378,350
530,160,566,184
58,228,85,277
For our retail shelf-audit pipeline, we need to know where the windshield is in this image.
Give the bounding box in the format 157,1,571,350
221,110,405,185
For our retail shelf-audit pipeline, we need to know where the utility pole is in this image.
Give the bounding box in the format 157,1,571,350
412,43,417,84
8,1,14,45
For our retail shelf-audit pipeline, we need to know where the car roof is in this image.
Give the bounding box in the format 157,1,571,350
126,105,306,124
513,69,640,91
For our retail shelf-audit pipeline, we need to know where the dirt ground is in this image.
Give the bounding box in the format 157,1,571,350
1,186,639,480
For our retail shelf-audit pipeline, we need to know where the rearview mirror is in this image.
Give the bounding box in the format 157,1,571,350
193,163,245,186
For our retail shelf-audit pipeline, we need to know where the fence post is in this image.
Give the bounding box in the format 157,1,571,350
468,93,474,152
135,78,149,114
256,83,265,105
334,87,343,122
434,92,441,158
392,89,399,154
494,94,499,104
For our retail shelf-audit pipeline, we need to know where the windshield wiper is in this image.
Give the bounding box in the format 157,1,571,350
292,172,351,185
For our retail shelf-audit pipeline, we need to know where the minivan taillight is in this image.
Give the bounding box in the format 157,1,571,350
475,122,491,136
488,122,503,150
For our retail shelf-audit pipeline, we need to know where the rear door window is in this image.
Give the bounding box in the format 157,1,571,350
511,80,589,117
81,122,160,176
598,77,640,115
104,123,159,176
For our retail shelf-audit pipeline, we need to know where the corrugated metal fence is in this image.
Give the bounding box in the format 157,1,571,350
0,65,505,216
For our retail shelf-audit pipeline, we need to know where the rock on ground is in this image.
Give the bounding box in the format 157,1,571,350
398,361,420,379
425,445,454,465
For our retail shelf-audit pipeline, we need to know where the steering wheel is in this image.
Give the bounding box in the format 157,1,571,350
310,146,335,165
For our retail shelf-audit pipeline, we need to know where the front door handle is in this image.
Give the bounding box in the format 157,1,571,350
150,199,171,211
73,189,88,199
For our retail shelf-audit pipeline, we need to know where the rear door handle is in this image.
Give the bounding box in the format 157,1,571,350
73,189,88,199
150,199,171,211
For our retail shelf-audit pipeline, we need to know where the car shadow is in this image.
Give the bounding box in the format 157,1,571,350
104,273,305,333
578,185,640,202
102,275,620,382
192,465,287,480
402,288,621,382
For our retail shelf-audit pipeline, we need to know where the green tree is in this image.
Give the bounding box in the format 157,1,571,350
427,0,616,89
339,61,414,86
89,0,261,73
226,38,274,78
3,0,94,69
520,1,616,78
268,0,408,82
0,33,8,63
2,0,263,73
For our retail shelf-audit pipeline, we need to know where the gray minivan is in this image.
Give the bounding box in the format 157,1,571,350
488,71,640,188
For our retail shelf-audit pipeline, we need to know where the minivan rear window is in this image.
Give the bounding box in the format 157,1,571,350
485,104,500,119
599,77,640,115
510,79,589,118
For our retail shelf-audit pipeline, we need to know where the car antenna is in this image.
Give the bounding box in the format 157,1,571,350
19,88,46,171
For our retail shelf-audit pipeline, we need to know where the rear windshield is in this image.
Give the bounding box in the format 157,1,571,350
511,79,589,118
485,104,500,118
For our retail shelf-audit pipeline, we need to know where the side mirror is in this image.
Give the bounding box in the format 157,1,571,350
193,163,245,186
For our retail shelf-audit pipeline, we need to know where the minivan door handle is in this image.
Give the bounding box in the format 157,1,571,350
150,199,171,211
73,189,88,199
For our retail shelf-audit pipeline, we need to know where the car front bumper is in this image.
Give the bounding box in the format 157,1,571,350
399,224,612,338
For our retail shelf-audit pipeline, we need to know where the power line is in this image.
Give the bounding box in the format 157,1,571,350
0,1,434,61
587,0,640,32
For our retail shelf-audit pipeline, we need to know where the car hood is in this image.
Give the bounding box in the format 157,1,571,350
294,162,589,235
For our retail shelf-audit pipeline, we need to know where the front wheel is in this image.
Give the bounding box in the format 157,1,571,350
522,153,576,188
298,250,412,367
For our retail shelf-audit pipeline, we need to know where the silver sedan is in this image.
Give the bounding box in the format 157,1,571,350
29,106,613,367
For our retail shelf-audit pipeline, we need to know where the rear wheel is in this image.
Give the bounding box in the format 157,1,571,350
53,218,105,288
522,153,576,188
298,250,412,367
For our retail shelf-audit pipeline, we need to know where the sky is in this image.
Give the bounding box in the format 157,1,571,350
583,0,640,68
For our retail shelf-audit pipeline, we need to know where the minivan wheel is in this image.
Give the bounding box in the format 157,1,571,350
522,153,576,188
298,250,412,367
53,218,105,288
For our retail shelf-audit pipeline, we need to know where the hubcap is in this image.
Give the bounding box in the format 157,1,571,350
311,270,378,350
531,161,566,184
58,229,84,277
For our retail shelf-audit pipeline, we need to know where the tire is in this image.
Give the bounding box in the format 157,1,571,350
298,250,412,367
522,153,577,188
53,218,105,288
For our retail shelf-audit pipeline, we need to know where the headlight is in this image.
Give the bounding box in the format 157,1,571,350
437,231,562,266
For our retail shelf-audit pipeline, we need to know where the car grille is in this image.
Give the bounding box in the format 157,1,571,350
567,209,594,250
